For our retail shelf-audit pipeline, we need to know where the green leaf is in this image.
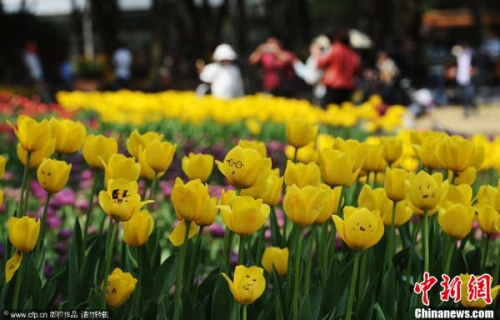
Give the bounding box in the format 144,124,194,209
374,303,388,320
154,255,176,302
299,292,312,320
211,273,233,320
378,267,396,319
140,245,154,301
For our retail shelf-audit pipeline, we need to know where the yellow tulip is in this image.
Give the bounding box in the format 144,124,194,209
169,220,199,246
285,118,318,149
405,171,448,215
437,136,475,172
440,184,472,210
17,140,56,169
333,206,384,250
123,210,155,247
181,153,214,182
357,184,387,212
37,158,72,193
126,129,163,159
283,184,328,227
221,265,266,305
284,160,321,188
220,189,237,206
454,167,476,185
362,143,387,173
245,119,262,135
219,196,270,236
332,138,366,171
476,204,499,235
143,140,176,173
105,268,138,309
99,178,151,221
0,155,7,179
48,118,86,154
216,145,272,189
381,200,413,226
239,139,267,157
171,178,215,223
460,274,500,308
104,154,141,187
317,134,335,151
476,184,497,206
381,136,403,165
261,247,289,276
83,135,118,169
413,132,447,170
315,185,343,224
319,148,363,187
241,169,283,206
285,143,318,163
138,148,164,181
438,204,474,240
8,115,50,152
384,167,409,202
8,216,40,252
194,197,218,227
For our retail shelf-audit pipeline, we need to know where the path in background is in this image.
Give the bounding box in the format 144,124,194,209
414,103,500,136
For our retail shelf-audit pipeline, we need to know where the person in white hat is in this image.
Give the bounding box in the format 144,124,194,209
293,35,330,106
197,44,244,99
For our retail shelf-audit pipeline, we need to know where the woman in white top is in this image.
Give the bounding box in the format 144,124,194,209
198,44,244,99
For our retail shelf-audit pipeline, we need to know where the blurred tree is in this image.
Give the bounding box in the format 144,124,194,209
92,0,120,57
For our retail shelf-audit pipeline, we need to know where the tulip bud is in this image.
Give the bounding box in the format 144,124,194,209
181,153,214,182
123,210,155,247
104,268,138,308
221,265,266,305
83,135,118,169
37,158,72,194
285,118,318,149
261,247,289,276
8,216,40,252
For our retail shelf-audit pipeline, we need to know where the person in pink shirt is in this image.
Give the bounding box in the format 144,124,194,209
316,30,361,108
248,37,296,97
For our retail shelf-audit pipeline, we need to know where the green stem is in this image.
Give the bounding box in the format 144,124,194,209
22,171,33,217
385,200,398,271
238,235,246,265
187,226,204,293
269,207,281,247
346,252,361,320
443,239,455,276
423,211,430,272
12,251,24,310
357,251,368,301
150,172,158,201
494,243,500,286
222,227,234,270
319,223,329,289
174,220,192,320
254,228,265,265
236,304,241,320
101,219,119,309
17,152,31,217
305,225,316,294
405,218,421,311
83,169,100,252
293,147,298,163
133,246,142,318
482,234,491,272
292,226,304,320
242,304,247,320
36,192,52,270
38,192,52,249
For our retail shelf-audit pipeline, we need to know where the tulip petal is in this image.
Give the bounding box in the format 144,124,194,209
168,220,199,246
5,251,22,283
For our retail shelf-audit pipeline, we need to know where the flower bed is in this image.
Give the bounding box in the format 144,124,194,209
0,92,499,319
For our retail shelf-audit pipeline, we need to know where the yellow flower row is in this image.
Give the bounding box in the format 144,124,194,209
56,91,404,131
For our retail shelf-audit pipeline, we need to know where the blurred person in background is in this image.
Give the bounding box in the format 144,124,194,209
316,30,361,108
293,35,330,106
197,44,244,99
452,44,478,117
112,43,133,90
22,41,52,102
248,37,296,97
376,50,400,105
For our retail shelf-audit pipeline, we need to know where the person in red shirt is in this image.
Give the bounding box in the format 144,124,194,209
316,30,361,108
248,37,296,97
